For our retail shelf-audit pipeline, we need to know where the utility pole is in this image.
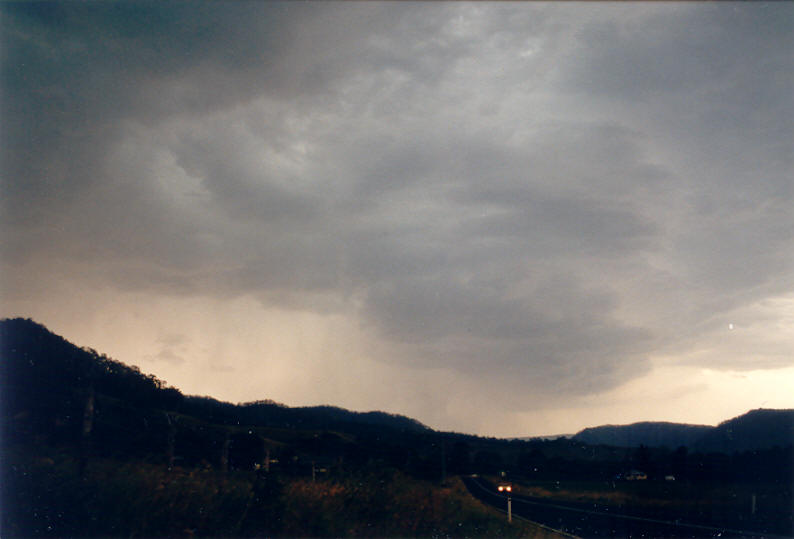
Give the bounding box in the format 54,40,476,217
82,385,95,440
165,413,176,470
441,441,446,484
79,380,95,477
221,432,230,474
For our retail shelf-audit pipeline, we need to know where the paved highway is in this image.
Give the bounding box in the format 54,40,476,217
462,476,782,538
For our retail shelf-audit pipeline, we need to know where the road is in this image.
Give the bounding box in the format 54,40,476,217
462,476,782,538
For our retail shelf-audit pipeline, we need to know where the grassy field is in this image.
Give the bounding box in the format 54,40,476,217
2,446,563,537
279,474,565,538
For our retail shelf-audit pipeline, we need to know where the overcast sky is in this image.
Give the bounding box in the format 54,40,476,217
2,2,793,437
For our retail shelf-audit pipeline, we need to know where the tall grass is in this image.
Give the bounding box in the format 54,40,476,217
2,448,558,537
3,449,261,537
279,469,553,537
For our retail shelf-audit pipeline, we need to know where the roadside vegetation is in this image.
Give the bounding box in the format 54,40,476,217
3,446,559,537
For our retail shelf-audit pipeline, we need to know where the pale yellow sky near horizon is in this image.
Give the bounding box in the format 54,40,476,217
6,284,793,438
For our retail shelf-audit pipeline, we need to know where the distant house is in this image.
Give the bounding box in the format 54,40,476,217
625,470,647,480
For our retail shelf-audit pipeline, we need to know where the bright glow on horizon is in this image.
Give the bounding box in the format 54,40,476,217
5,284,794,438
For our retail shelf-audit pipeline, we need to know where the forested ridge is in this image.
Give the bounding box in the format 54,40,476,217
572,409,794,453
2,318,792,536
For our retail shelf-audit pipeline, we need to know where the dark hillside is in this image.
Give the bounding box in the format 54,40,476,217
1,318,560,537
694,408,794,453
0,318,426,447
572,421,713,449
572,411,794,454
0,318,506,481
1,317,183,447
236,401,428,433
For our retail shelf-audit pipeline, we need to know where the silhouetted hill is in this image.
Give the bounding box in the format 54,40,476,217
694,409,794,453
0,317,184,418
0,317,427,440
572,411,794,452
515,434,574,441
573,421,712,449
234,401,429,433
2,317,791,481
2,320,545,537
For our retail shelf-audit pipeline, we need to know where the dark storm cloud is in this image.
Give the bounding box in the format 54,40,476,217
3,1,792,408
1,1,398,219
560,3,793,199
552,4,794,346
561,5,793,101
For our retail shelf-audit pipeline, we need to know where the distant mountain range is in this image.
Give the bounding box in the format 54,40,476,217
573,422,712,448
572,409,794,452
517,433,576,442
2,317,792,457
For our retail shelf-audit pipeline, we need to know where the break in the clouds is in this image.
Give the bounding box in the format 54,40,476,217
2,2,793,435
